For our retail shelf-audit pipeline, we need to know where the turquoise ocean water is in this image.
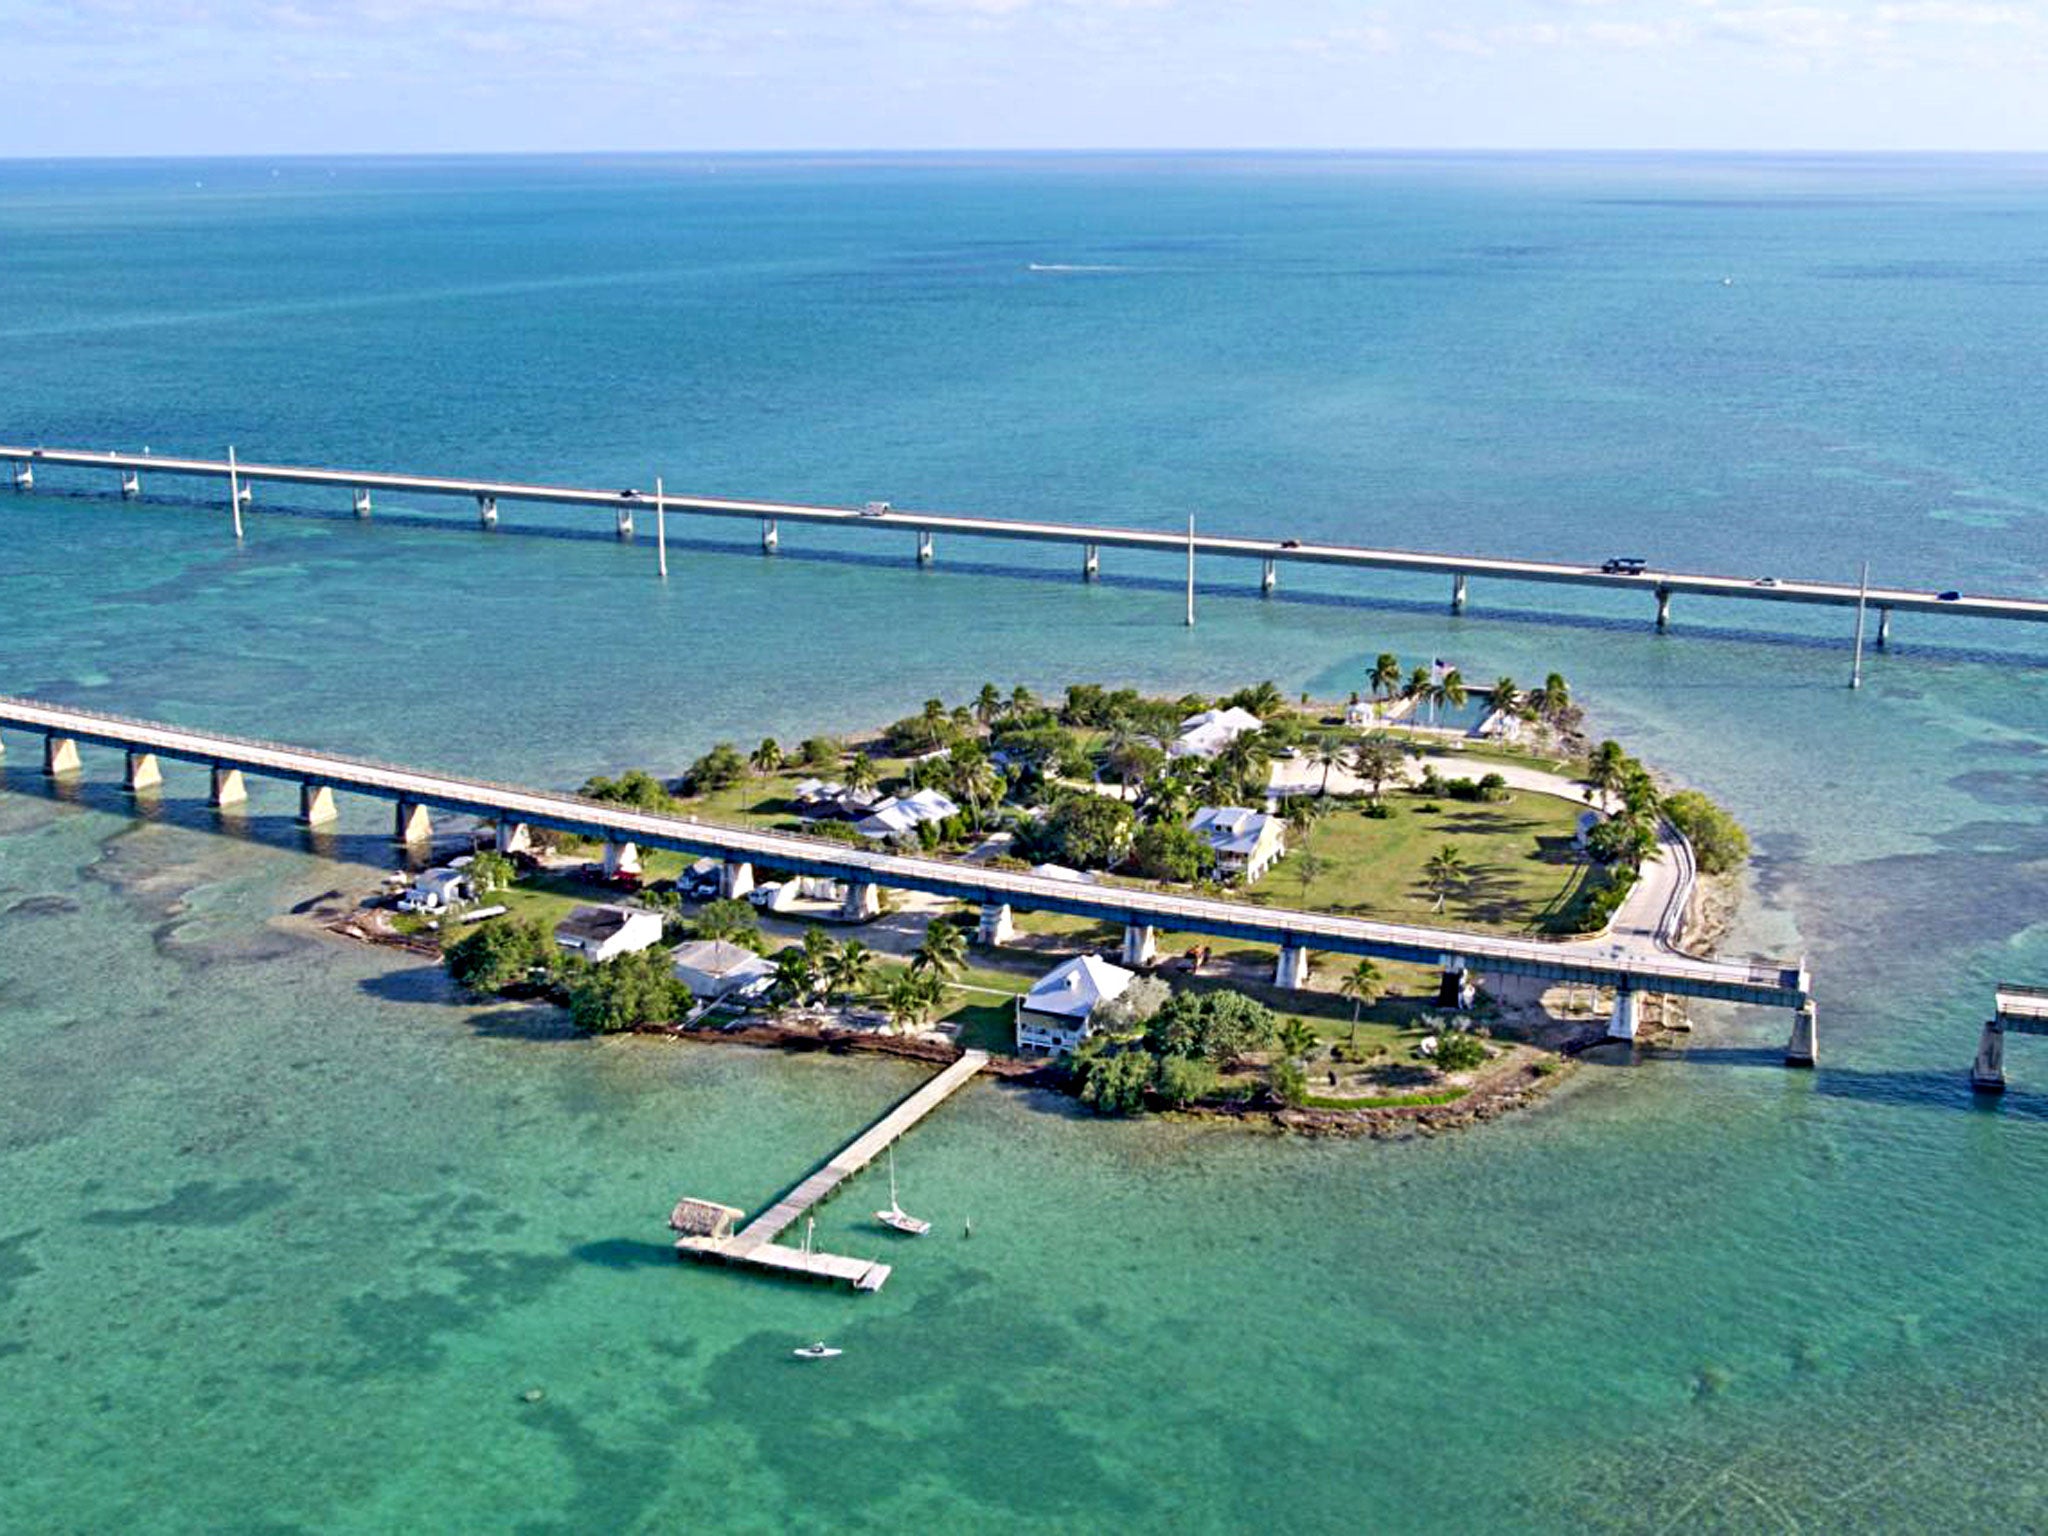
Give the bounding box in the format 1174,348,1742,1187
3,153,2047,1531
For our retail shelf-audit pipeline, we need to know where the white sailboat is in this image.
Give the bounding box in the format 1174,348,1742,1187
875,1147,931,1236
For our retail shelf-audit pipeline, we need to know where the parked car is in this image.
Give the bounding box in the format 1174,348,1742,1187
1753,576,1779,587
860,500,891,517
1279,538,1302,549
1937,590,1961,602
747,881,784,908
1600,556,1648,574
619,487,641,499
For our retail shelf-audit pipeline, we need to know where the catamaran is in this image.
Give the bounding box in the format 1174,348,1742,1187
875,1147,931,1236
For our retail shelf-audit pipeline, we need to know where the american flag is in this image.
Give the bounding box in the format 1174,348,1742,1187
1430,657,1452,682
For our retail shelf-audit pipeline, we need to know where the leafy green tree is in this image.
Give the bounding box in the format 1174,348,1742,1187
1072,1040,1153,1115
800,736,839,770
1268,1056,1308,1107
568,948,691,1034
1153,1053,1218,1108
1433,1029,1488,1072
1223,680,1285,717
1027,793,1136,870
1424,845,1470,913
1146,988,1278,1065
444,916,552,994
581,768,676,811
1128,821,1214,884
467,850,514,896
1349,736,1405,805
1107,735,1166,801
684,743,747,794
911,917,967,977
1091,974,1172,1034
689,898,762,949
1661,790,1751,876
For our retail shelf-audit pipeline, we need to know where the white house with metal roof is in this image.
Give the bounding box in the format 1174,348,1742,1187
1168,706,1263,759
1014,954,1137,1056
553,904,666,963
1188,805,1288,884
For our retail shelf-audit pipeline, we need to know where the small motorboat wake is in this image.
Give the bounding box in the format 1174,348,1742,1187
792,1342,843,1361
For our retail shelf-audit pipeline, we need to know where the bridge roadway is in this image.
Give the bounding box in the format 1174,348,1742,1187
0,693,1810,1012
7,442,2045,628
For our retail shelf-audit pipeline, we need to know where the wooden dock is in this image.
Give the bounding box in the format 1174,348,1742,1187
673,1049,989,1293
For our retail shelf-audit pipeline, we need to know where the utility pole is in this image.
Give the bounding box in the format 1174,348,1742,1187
655,476,667,579
1849,560,1869,689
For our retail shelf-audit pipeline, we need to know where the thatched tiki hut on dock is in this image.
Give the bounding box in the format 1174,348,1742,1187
669,1198,744,1243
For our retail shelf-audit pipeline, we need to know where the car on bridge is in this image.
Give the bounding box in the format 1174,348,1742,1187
860,501,891,517
1600,556,1648,574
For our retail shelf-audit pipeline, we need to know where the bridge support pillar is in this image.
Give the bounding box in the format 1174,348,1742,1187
1262,558,1277,595
299,783,338,827
1606,986,1639,1042
761,518,778,554
123,751,163,793
1122,923,1158,968
843,882,882,922
1655,587,1672,632
720,860,755,900
119,469,141,499
394,799,432,844
916,530,934,566
42,735,81,778
616,507,634,541
1451,572,1467,614
10,460,31,491
353,488,372,518
978,902,1015,946
1876,606,1892,649
235,479,253,508
1785,1002,1818,1068
1083,543,1099,581
209,766,248,808
495,821,532,856
601,840,641,878
477,495,498,529
1436,958,1474,1011
1274,943,1309,989
1971,1019,2006,1093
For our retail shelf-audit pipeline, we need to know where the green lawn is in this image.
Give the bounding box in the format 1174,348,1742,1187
1249,788,1585,934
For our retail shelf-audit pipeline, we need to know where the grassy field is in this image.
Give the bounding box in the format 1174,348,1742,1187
1249,788,1585,933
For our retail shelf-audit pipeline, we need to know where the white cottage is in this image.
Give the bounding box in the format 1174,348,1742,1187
1188,805,1288,884
553,904,666,963
1168,707,1263,759
670,938,776,999
1015,954,1136,1056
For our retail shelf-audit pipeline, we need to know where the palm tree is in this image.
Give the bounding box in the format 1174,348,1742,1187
1535,672,1572,728
911,918,967,977
1283,794,1328,900
1215,731,1272,802
1404,665,1433,718
1584,739,1630,810
1277,1017,1318,1063
1348,735,1404,804
1338,959,1383,1043
1309,733,1344,796
1424,845,1469,913
1240,680,1285,717
750,738,783,777
772,947,818,1007
947,750,1000,829
828,938,874,1004
882,968,946,1033
1489,677,1518,715
919,698,948,750
1370,652,1403,703
974,683,1002,727
1107,734,1163,802
843,750,879,794
1008,683,1038,718
1428,668,1467,728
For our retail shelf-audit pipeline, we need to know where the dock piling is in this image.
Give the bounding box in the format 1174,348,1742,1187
1971,1019,2006,1093
1785,1002,1818,1068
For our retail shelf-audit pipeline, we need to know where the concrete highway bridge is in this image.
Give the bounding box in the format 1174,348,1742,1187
0,693,1817,1062
6,441,2045,641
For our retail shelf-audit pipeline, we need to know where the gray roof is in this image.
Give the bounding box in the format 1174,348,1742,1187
554,904,646,944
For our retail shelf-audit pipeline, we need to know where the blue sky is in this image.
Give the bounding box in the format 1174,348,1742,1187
6,0,2044,155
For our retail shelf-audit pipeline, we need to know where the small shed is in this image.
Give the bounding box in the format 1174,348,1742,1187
668,1198,745,1241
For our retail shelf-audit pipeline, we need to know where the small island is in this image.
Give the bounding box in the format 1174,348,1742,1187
330,660,1750,1134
